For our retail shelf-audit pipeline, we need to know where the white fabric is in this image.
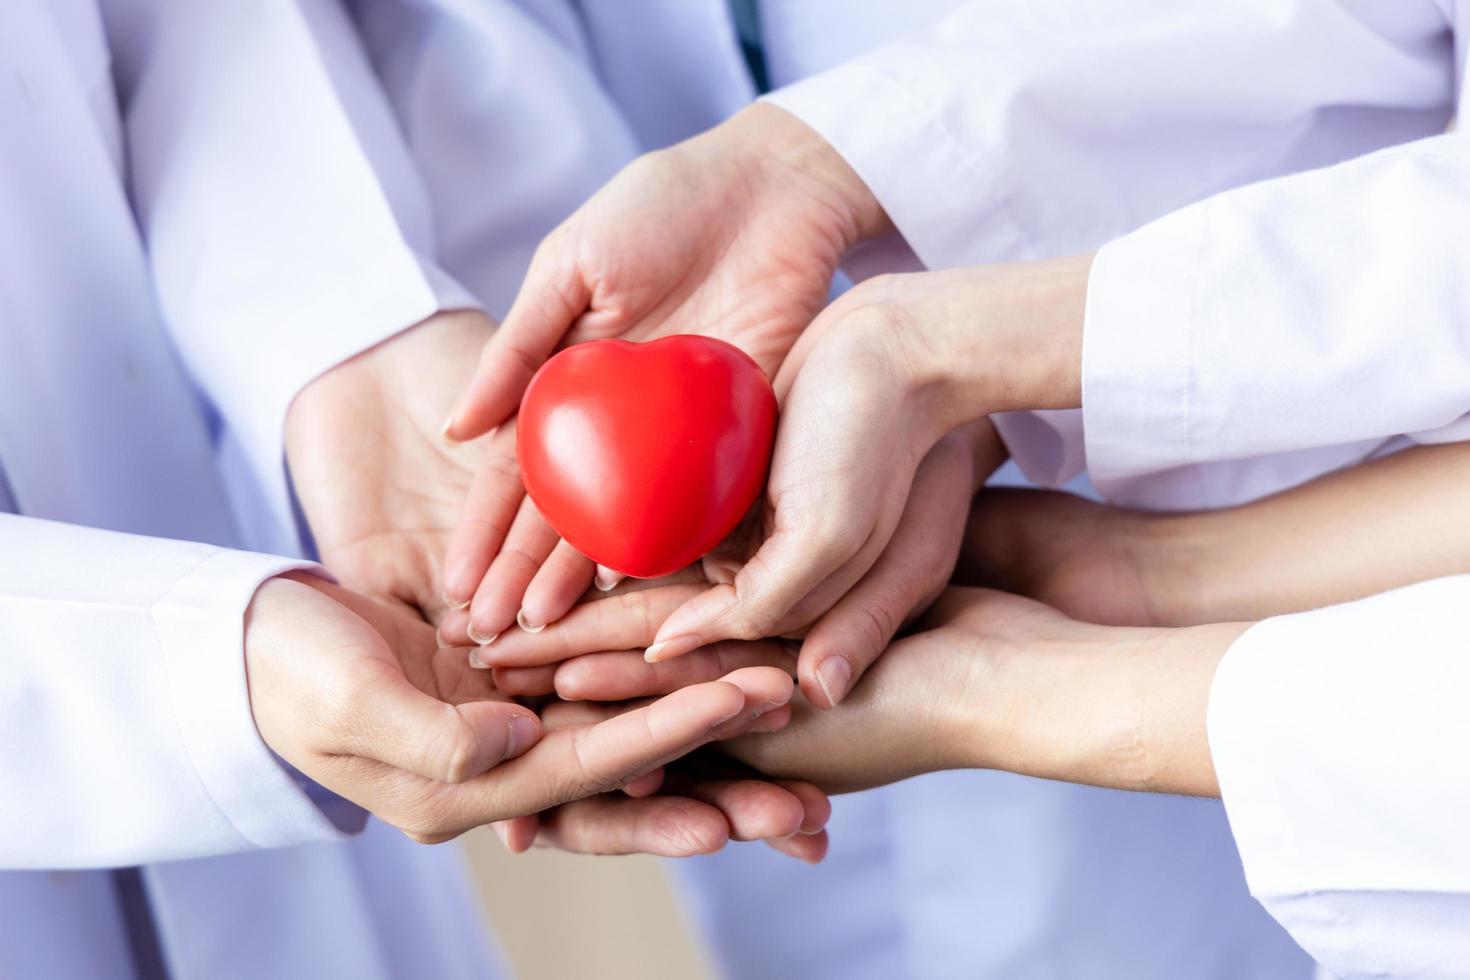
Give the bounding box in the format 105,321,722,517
105,0,480,555
0,2,505,977
359,2,1309,977
0,517,336,867
1210,576,1470,980
1085,132,1470,508
764,0,1458,508
763,3,1470,974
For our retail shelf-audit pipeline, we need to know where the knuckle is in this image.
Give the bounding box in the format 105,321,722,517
647,801,717,855
440,717,484,785
848,598,901,656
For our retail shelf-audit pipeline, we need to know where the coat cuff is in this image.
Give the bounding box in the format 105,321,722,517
762,62,1027,272
1080,207,1202,493
1208,577,1470,974
151,550,352,850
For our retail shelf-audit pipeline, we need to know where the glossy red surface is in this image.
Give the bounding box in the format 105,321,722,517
516,335,778,578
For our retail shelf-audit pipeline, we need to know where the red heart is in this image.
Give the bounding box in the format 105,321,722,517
517,335,777,579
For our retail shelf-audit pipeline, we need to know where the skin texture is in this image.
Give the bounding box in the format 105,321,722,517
960,440,1470,627
473,583,1238,799
441,103,882,644
244,572,833,852
286,309,500,624
282,314,832,856
542,436,1470,802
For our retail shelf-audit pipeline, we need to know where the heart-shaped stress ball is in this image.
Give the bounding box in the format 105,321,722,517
516,335,777,579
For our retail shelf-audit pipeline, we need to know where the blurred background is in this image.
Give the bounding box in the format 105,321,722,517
464,826,714,978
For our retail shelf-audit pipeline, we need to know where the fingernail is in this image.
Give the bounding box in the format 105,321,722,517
815,656,853,708
750,699,782,720
750,710,790,733
644,634,702,663
444,594,470,611
506,713,538,759
706,559,741,585
468,648,488,670
467,624,499,646
440,413,459,442
654,590,736,647
516,610,545,634
594,566,624,592
493,822,510,848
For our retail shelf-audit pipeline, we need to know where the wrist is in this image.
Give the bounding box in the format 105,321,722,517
726,103,891,244
955,617,1243,796
902,255,1091,435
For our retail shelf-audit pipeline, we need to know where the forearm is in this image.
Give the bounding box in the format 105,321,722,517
958,618,1242,798
1143,441,1470,625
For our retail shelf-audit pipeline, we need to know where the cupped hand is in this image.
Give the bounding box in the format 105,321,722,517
635,257,1091,700
462,413,1003,712
634,277,1010,706
286,309,508,624
439,103,888,644
733,587,1231,798
245,572,819,852
490,700,832,864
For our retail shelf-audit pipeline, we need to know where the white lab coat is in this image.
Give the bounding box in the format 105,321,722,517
767,2,1470,977
1,2,509,977
349,2,1310,977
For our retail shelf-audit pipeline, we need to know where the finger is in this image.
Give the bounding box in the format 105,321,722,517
490,664,558,696
467,497,560,645
623,768,666,798
776,780,833,834
534,795,730,857
554,642,794,701
331,678,542,784
442,425,524,609
479,681,748,813
765,829,830,863
594,564,626,593
645,523,867,662
519,540,596,632
494,815,540,853
480,667,795,814
446,232,590,439
798,433,975,707
540,665,792,733
478,584,704,667
438,608,473,647
680,780,805,841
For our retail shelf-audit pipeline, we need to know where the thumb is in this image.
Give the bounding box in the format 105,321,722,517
445,233,589,440
334,675,543,784
646,526,860,661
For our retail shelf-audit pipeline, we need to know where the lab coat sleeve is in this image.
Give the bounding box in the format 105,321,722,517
1208,574,1470,980
102,0,478,536
1083,132,1470,499
763,0,1454,486
0,514,349,869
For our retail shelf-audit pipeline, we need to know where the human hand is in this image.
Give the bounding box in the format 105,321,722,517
727,587,1239,798
961,439,1470,629
244,572,818,851
473,583,1237,798
439,103,888,642
286,309,508,623
637,258,1092,701
956,488,1180,627
461,418,1003,710
490,703,832,865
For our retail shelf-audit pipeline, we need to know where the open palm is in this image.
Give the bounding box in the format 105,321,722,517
287,310,504,623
